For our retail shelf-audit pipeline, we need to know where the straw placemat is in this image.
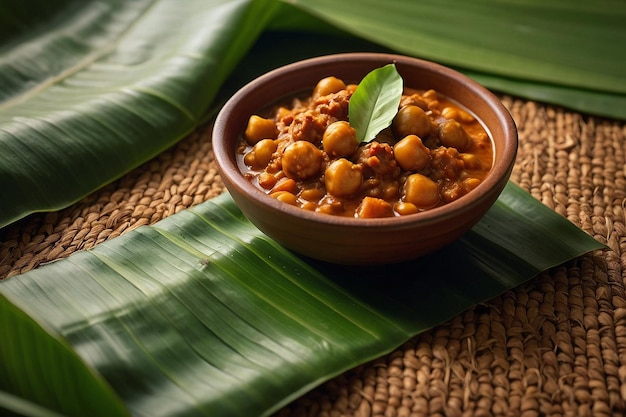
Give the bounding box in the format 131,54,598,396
1,96,625,416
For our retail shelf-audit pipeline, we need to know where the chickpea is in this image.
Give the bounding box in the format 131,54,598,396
421,89,440,110
382,183,399,200
257,172,277,189
281,141,323,180
438,120,470,151
317,200,344,215
460,153,481,170
393,105,432,139
300,201,317,211
275,106,291,121
300,187,324,202
324,159,362,198
243,152,255,168
462,177,482,191
403,173,440,208
400,94,428,111
422,89,438,100
394,201,419,216
442,106,475,123
316,204,335,215
313,76,346,99
322,121,359,158
270,191,298,205
243,139,277,169
393,135,431,171
474,131,490,147
244,115,277,145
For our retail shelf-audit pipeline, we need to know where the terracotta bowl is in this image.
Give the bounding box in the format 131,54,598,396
213,53,517,265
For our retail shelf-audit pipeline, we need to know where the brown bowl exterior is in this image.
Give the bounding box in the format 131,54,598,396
213,53,517,265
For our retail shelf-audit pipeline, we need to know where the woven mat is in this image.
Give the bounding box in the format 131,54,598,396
1,96,626,416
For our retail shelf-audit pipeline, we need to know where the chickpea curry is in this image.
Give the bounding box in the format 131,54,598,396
237,74,493,219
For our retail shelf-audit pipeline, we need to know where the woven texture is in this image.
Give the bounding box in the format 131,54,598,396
1,96,625,416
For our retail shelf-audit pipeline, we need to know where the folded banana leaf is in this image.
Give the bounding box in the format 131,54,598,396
0,183,605,417
0,0,277,229
281,0,626,120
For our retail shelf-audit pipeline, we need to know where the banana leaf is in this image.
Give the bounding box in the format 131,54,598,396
0,0,277,229
282,0,626,120
0,183,605,417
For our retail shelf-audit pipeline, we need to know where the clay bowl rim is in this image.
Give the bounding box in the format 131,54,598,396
213,52,518,231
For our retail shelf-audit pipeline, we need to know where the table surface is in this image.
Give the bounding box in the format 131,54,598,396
1,95,625,417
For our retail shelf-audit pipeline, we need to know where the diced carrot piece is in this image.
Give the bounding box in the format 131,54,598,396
355,197,394,218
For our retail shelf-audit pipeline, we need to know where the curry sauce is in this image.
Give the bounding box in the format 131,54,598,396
237,76,493,218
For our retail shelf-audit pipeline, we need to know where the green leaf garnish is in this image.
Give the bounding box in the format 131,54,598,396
349,63,404,143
